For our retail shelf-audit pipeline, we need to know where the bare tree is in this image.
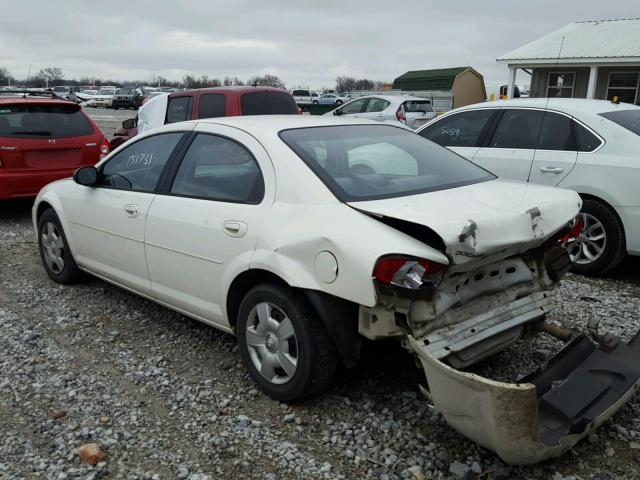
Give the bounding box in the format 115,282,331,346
0,67,14,86
182,74,223,89
247,74,285,89
37,67,64,88
335,75,382,93
223,76,245,86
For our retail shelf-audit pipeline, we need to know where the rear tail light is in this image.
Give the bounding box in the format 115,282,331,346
373,255,447,290
396,107,406,123
560,214,584,243
99,137,110,158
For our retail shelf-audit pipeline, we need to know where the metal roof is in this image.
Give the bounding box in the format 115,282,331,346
497,18,640,64
392,67,470,91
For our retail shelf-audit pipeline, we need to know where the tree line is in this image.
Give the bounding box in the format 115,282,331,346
1,66,384,92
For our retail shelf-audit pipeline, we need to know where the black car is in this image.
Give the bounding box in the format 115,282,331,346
111,87,142,110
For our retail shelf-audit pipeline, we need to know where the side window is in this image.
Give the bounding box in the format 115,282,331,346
420,109,493,147
536,112,576,151
574,122,601,152
170,134,264,204
166,96,193,124
364,98,391,113
98,133,183,191
340,98,368,114
490,109,544,149
198,94,226,119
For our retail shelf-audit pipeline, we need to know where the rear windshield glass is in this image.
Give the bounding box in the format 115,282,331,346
0,104,95,138
241,92,298,115
292,90,310,96
403,100,434,113
600,109,640,136
279,125,494,202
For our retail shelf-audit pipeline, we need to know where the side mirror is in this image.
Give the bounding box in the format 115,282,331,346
122,118,136,129
73,166,98,186
333,109,342,116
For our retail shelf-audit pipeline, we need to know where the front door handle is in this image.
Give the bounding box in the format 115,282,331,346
223,220,247,238
540,166,564,174
124,204,139,218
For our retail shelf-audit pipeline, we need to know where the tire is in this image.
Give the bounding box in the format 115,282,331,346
236,284,338,402
37,208,83,284
312,101,319,104
567,198,626,276
335,100,343,105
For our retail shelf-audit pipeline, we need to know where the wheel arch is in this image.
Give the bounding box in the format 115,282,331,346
227,268,360,368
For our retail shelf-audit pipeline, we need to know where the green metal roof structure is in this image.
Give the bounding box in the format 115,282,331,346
393,67,471,91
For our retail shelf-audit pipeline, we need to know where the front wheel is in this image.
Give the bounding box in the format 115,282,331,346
566,199,625,275
236,284,337,402
335,100,343,105
38,209,83,284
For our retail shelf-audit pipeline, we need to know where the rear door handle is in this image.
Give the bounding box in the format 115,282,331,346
124,204,139,217
540,166,564,174
223,220,247,238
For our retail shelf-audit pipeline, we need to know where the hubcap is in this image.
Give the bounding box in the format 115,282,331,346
245,302,298,385
41,222,65,274
565,213,607,265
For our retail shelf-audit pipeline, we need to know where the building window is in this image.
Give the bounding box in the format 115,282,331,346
547,72,575,98
606,72,639,104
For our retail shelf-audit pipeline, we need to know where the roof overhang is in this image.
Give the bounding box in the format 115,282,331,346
497,56,640,66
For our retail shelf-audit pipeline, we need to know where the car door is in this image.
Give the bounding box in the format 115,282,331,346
357,97,391,122
474,109,545,181
63,130,187,294
334,98,369,119
528,111,580,186
418,108,496,160
144,125,274,327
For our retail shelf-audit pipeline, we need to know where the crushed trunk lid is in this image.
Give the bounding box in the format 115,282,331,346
349,179,581,266
409,330,640,464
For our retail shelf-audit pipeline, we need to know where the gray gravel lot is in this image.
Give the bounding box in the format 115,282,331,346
85,107,134,140
1,199,639,480
2,111,640,479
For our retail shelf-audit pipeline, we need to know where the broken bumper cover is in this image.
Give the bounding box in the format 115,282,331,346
409,332,640,465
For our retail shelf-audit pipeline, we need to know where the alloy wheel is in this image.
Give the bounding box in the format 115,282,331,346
41,221,65,274
566,213,607,265
245,302,298,385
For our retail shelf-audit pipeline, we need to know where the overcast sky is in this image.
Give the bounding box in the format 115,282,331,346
1,1,638,89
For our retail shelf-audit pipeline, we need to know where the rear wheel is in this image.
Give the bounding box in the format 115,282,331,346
236,284,337,402
566,199,625,275
335,100,343,105
37,209,83,284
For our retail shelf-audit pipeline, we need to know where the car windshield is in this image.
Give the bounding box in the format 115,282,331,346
116,88,134,94
0,104,95,138
98,89,114,95
600,109,640,136
279,125,494,201
52,87,69,92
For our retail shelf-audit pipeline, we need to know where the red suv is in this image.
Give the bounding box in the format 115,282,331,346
110,86,299,148
0,91,109,199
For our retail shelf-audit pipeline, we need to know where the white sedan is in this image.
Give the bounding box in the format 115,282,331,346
33,115,639,464
326,95,436,130
417,98,640,275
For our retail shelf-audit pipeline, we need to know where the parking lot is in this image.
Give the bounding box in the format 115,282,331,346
0,107,637,479
83,108,134,141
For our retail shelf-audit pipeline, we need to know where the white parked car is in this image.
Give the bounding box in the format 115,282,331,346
85,88,116,108
290,89,314,105
33,116,640,465
326,95,436,130
316,93,349,105
417,98,640,275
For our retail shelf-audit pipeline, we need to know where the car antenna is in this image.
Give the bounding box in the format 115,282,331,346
23,64,32,98
526,35,565,182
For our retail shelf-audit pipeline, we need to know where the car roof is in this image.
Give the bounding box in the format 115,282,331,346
0,95,78,106
455,98,640,116
171,86,289,97
350,94,432,102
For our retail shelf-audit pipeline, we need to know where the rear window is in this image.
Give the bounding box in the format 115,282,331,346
0,104,95,138
403,100,434,113
292,90,310,96
241,92,298,115
280,125,494,202
600,109,640,136
198,94,226,118
166,96,193,124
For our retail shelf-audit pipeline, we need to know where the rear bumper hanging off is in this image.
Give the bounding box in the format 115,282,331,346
409,331,640,464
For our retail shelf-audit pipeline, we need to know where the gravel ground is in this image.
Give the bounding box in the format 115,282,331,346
84,107,134,140
1,199,639,480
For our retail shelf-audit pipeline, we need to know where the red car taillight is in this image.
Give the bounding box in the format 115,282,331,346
560,214,584,243
396,107,406,123
99,137,110,159
373,255,447,290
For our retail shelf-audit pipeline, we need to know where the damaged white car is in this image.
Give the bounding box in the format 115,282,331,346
32,116,639,464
